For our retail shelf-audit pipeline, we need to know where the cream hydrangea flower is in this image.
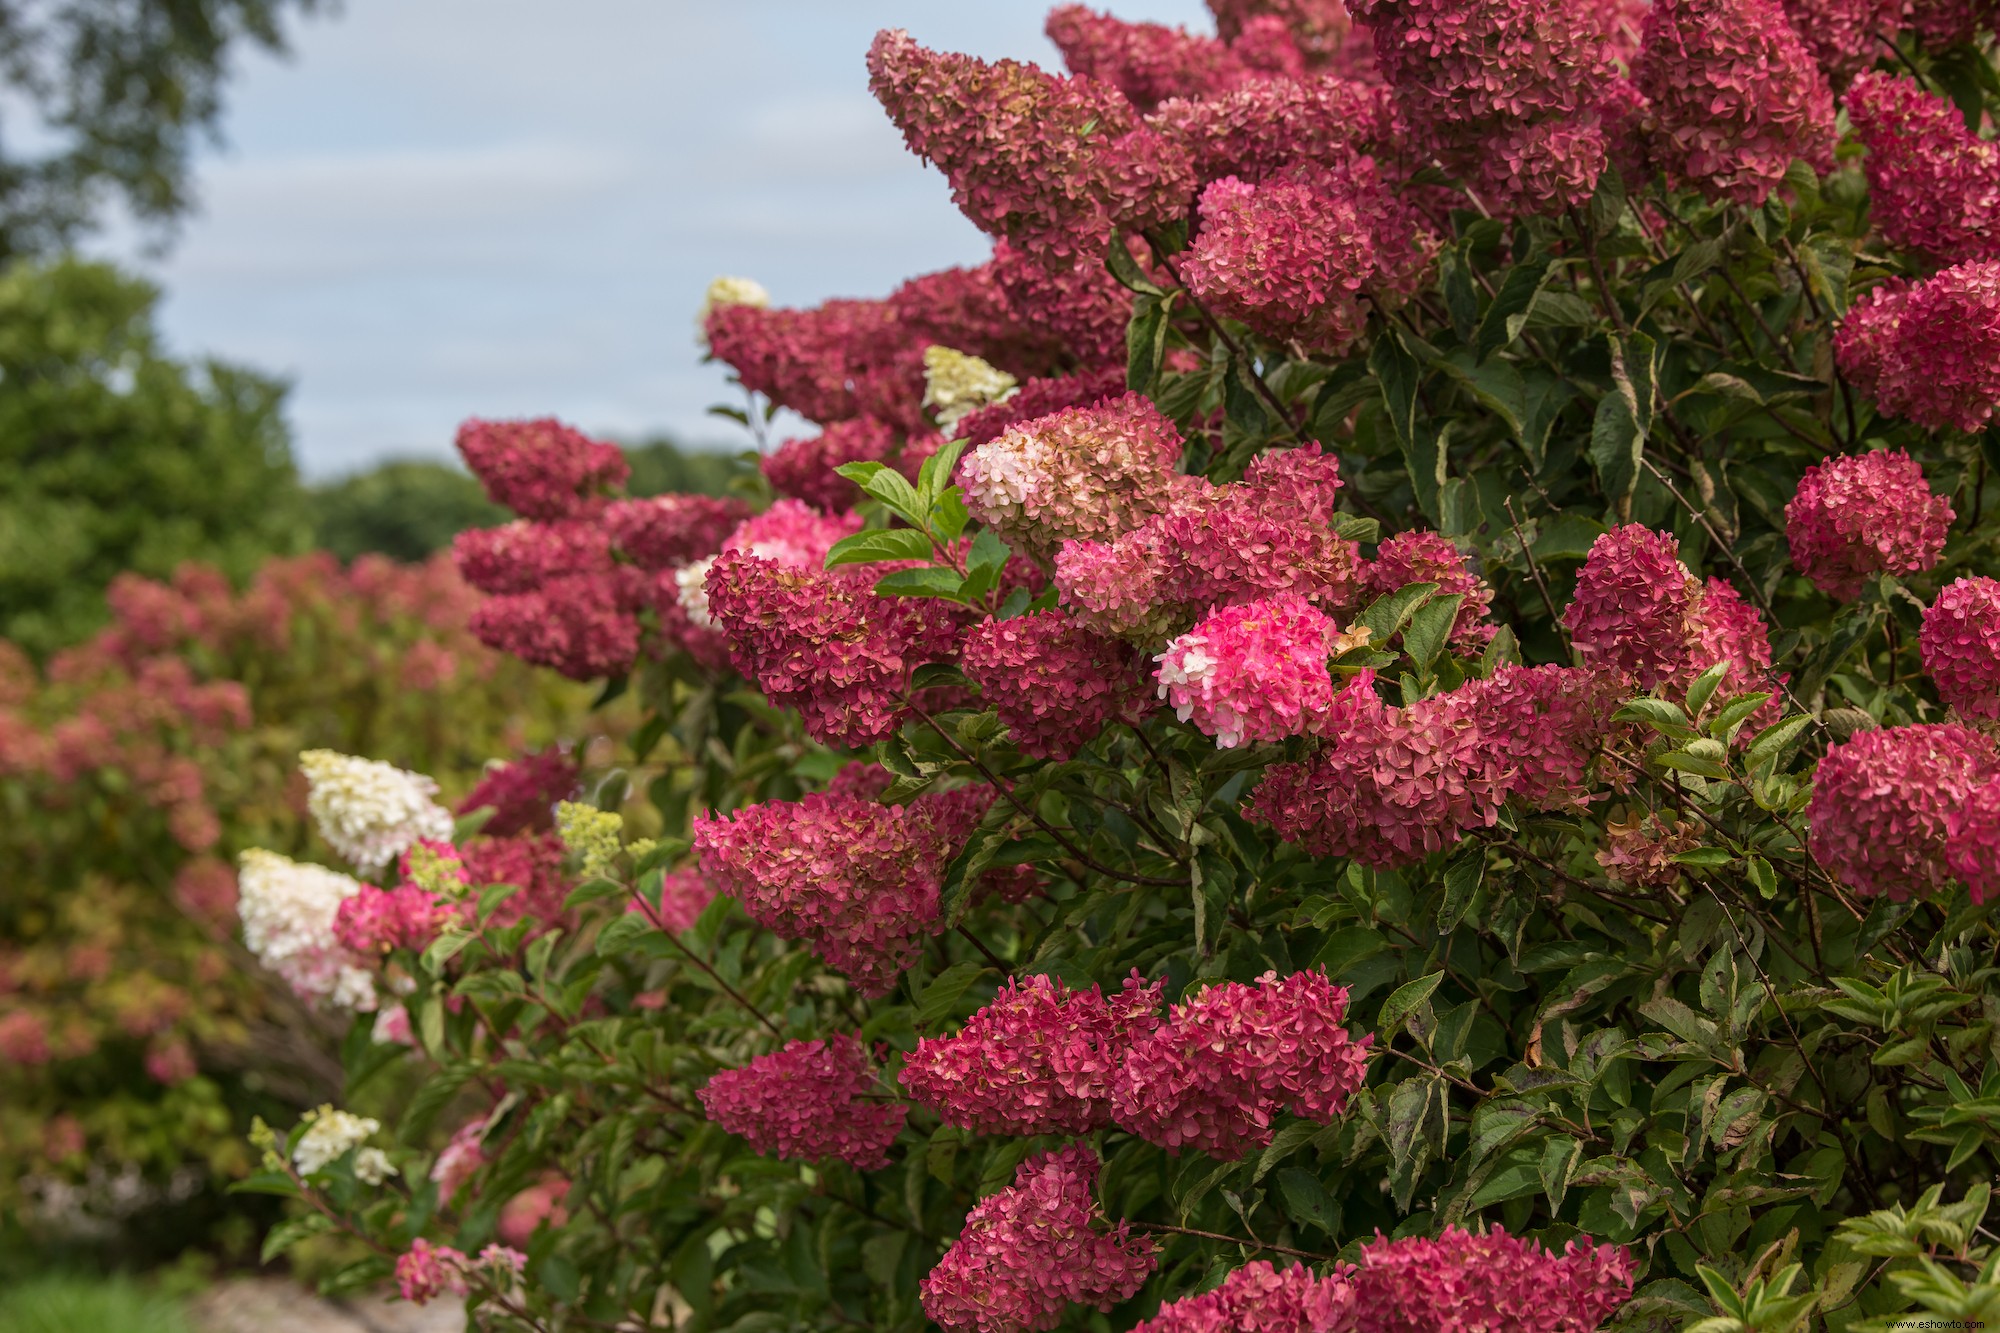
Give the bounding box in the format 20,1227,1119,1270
300,749,454,872
675,557,719,631
922,345,1018,433
293,1105,383,1176
697,275,771,341
237,849,376,1011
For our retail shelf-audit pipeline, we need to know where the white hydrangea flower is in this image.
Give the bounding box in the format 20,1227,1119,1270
293,1105,382,1176
675,557,718,631
353,1148,398,1186
922,345,1018,433
958,428,1053,528
299,749,454,872
697,275,770,340
237,850,377,1011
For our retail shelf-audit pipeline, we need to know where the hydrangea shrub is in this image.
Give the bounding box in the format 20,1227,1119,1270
239,3,2000,1331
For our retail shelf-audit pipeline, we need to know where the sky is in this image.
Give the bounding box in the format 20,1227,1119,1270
99,0,1213,480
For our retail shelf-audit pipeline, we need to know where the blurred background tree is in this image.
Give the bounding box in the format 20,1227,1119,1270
0,259,306,655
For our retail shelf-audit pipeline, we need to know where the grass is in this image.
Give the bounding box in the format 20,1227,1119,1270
0,1273,191,1333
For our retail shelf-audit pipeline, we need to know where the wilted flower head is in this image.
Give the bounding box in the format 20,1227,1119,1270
1352,1226,1636,1333
1155,593,1339,748
1923,577,2000,721
920,1145,1157,1333
1631,0,1836,204
293,1104,383,1176
1598,813,1703,889
1784,450,1954,599
901,973,1163,1135
1835,262,2000,433
1112,969,1373,1158
698,1034,907,1168
1809,723,2000,900
1134,1260,1357,1333
1562,525,1703,688
455,417,630,521
238,849,376,1011
923,346,1019,433
300,749,456,872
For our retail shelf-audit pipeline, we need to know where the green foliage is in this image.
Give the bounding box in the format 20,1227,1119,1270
310,460,508,564
623,436,753,500
0,1273,190,1333
0,259,308,655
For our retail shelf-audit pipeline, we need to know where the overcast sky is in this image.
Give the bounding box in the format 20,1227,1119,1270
100,1,1212,479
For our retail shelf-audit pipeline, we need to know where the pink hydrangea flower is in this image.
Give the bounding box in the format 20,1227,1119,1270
1847,71,2000,261
959,392,1185,555
1183,170,1377,350
1809,723,2000,900
1055,527,1183,641
332,883,458,956
1905,0,2000,50
1155,593,1339,748
395,1239,470,1306
867,29,1193,270
762,418,902,513
1151,75,1392,188
698,1034,907,1168
888,261,1075,379
960,610,1148,759
1562,525,1703,688
920,1145,1157,1333
0,1009,49,1065
900,973,1163,1135
1947,780,2000,904
603,493,751,570
990,238,1135,372
468,574,641,682
1352,1226,1635,1333
1134,1259,1357,1333
1162,446,1363,612
454,417,628,521
704,554,965,749
693,792,949,995
1923,577,2000,721
430,1120,488,1203
451,519,612,596
1784,450,1954,599
1598,813,1703,889
722,498,865,568
1045,5,1259,113
1458,664,1619,809
1349,0,1620,213
703,297,927,433
958,366,1126,447
1690,578,1787,731
1835,262,2000,433
1208,0,1367,73
458,748,579,838
656,868,719,932
1366,531,1497,653
1111,969,1373,1159
1631,0,1836,204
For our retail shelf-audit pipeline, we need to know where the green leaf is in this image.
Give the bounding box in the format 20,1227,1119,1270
1670,847,1734,869
1357,582,1440,644
1127,293,1173,394
1370,331,1445,523
1403,593,1466,669
916,961,992,1030
918,439,969,512
1380,971,1446,1035
1614,698,1695,738
1105,231,1166,296
261,1212,335,1264
1476,257,1554,359
1744,714,1811,772
836,461,924,522
874,567,966,599
1275,1167,1341,1237
1438,848,1484,932
1684,661,1730,718
825,527,934,569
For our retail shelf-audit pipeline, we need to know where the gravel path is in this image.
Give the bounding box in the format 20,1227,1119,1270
189,1278,465,1333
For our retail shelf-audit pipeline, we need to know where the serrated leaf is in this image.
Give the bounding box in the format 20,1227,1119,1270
1615,697,1694,738
1357,582,1439,644
825,527,935,569
1403,593,1466,668
1684,661,1730,717
836,461,924,521
1476,257,1554,359
874,567,966,599
1438,848,1484,931
1380,972,1446,1035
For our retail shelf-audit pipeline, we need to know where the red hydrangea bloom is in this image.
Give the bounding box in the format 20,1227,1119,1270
704,554,964,748
1922,577,2000,721
653,868,719,933
1134,1260,1357,1333
1947,780,2000,904
603,494,751,571
1781,0,1902,86
889,262,1074,379
451,519,611,596
1784,450,1954,599
762,418,901,514
867,29,1194,270
1046,5,1257,112
900,973,1163,1134
1151,75,1392,188
722,498,865,568
1459,664,1619,809
693,792,949,995
1848,71,2000,261
990,238,1133,371
958,366,1127,447
1113,969,1372,1159
959,392,1186,554
1155,593,1339,748
1348,0,1620,213
961,610,1148,759
1352,1226,1635,1333
1366,531,1497,653
704,297,926,432
1809,723,2000,899
1055,525,1184,642
1208,0,1368,72
1248,675,1509,867
698,1034,906,1168
1561,525,1703,688
458,748,579,837
1631,0,1836,204
1164,446,1364,613
468,574,640,682
1185,170,1376,351
455,417,629,521
1692,578,1786,727
920,1145,1157,1333
460,831,572,930
1835,262,2000,432
333,883,458,956
1904,0,2000,49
